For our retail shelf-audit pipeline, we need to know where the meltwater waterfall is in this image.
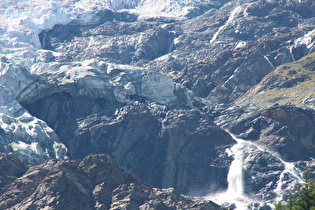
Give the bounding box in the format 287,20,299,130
226,137,245,199
204,132,256,209
205,130,303,210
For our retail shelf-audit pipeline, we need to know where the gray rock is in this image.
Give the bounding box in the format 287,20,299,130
1,0,315,208
23,95,234,194
0,153,226,210
222,104,315,162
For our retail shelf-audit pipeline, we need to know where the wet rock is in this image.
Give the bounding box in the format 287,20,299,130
24,95,234,194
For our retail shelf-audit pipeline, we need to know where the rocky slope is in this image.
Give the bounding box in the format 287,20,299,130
38,0,315,104
0,152,225,210
236,51,315,107
3,59,233,195
1,0,315,209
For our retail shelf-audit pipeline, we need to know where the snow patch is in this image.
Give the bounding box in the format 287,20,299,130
53,142,68,160
11,141,45,156
131,0,199,19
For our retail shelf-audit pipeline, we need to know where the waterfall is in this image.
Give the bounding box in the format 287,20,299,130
204,130,303,209
255,144,303,202
264,55,274,69
204,132,253,210
41,31,47,49
289,46,296,62
168,38,174,53
226,139,244,196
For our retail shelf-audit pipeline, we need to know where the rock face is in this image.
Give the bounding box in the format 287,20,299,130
213,104,315,205
225,104,315,162
1,0,315,209
37,0,315,105
0,153,28,194
41,12,175,65
20,60,234,194
176,28,315,103
0,153,226,210
236,52,315,108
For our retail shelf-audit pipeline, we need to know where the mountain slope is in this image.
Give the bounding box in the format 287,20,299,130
0,0,315,209
236,51,315,107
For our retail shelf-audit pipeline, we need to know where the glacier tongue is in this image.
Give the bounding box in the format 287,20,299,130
19,60,178,105
0,0,185,162
0,61,68,165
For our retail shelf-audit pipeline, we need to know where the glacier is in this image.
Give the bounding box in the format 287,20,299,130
0,0,199,164
0,0,208,64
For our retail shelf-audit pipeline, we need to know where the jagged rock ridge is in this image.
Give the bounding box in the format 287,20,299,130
0,153,225,210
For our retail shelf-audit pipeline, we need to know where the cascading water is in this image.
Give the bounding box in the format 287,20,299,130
226,141,244,197
289,46,296,62
204,130,303,209
264,55,274,69
254,143,303,203
204,134,255,210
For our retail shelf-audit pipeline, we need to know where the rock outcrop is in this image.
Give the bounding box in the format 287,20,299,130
20,60,235,194
223,104,315,162
0,153,226,210
0,153,28,194
38,1,315,104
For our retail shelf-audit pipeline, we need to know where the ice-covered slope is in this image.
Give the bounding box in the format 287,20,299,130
0,0,207,64
0,62,67,164
0,0,206,165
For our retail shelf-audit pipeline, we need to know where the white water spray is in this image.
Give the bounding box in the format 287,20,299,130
226,139,244,197
256,144,303,202
204,131,303,209
204,133,254,210
289,46,296,62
